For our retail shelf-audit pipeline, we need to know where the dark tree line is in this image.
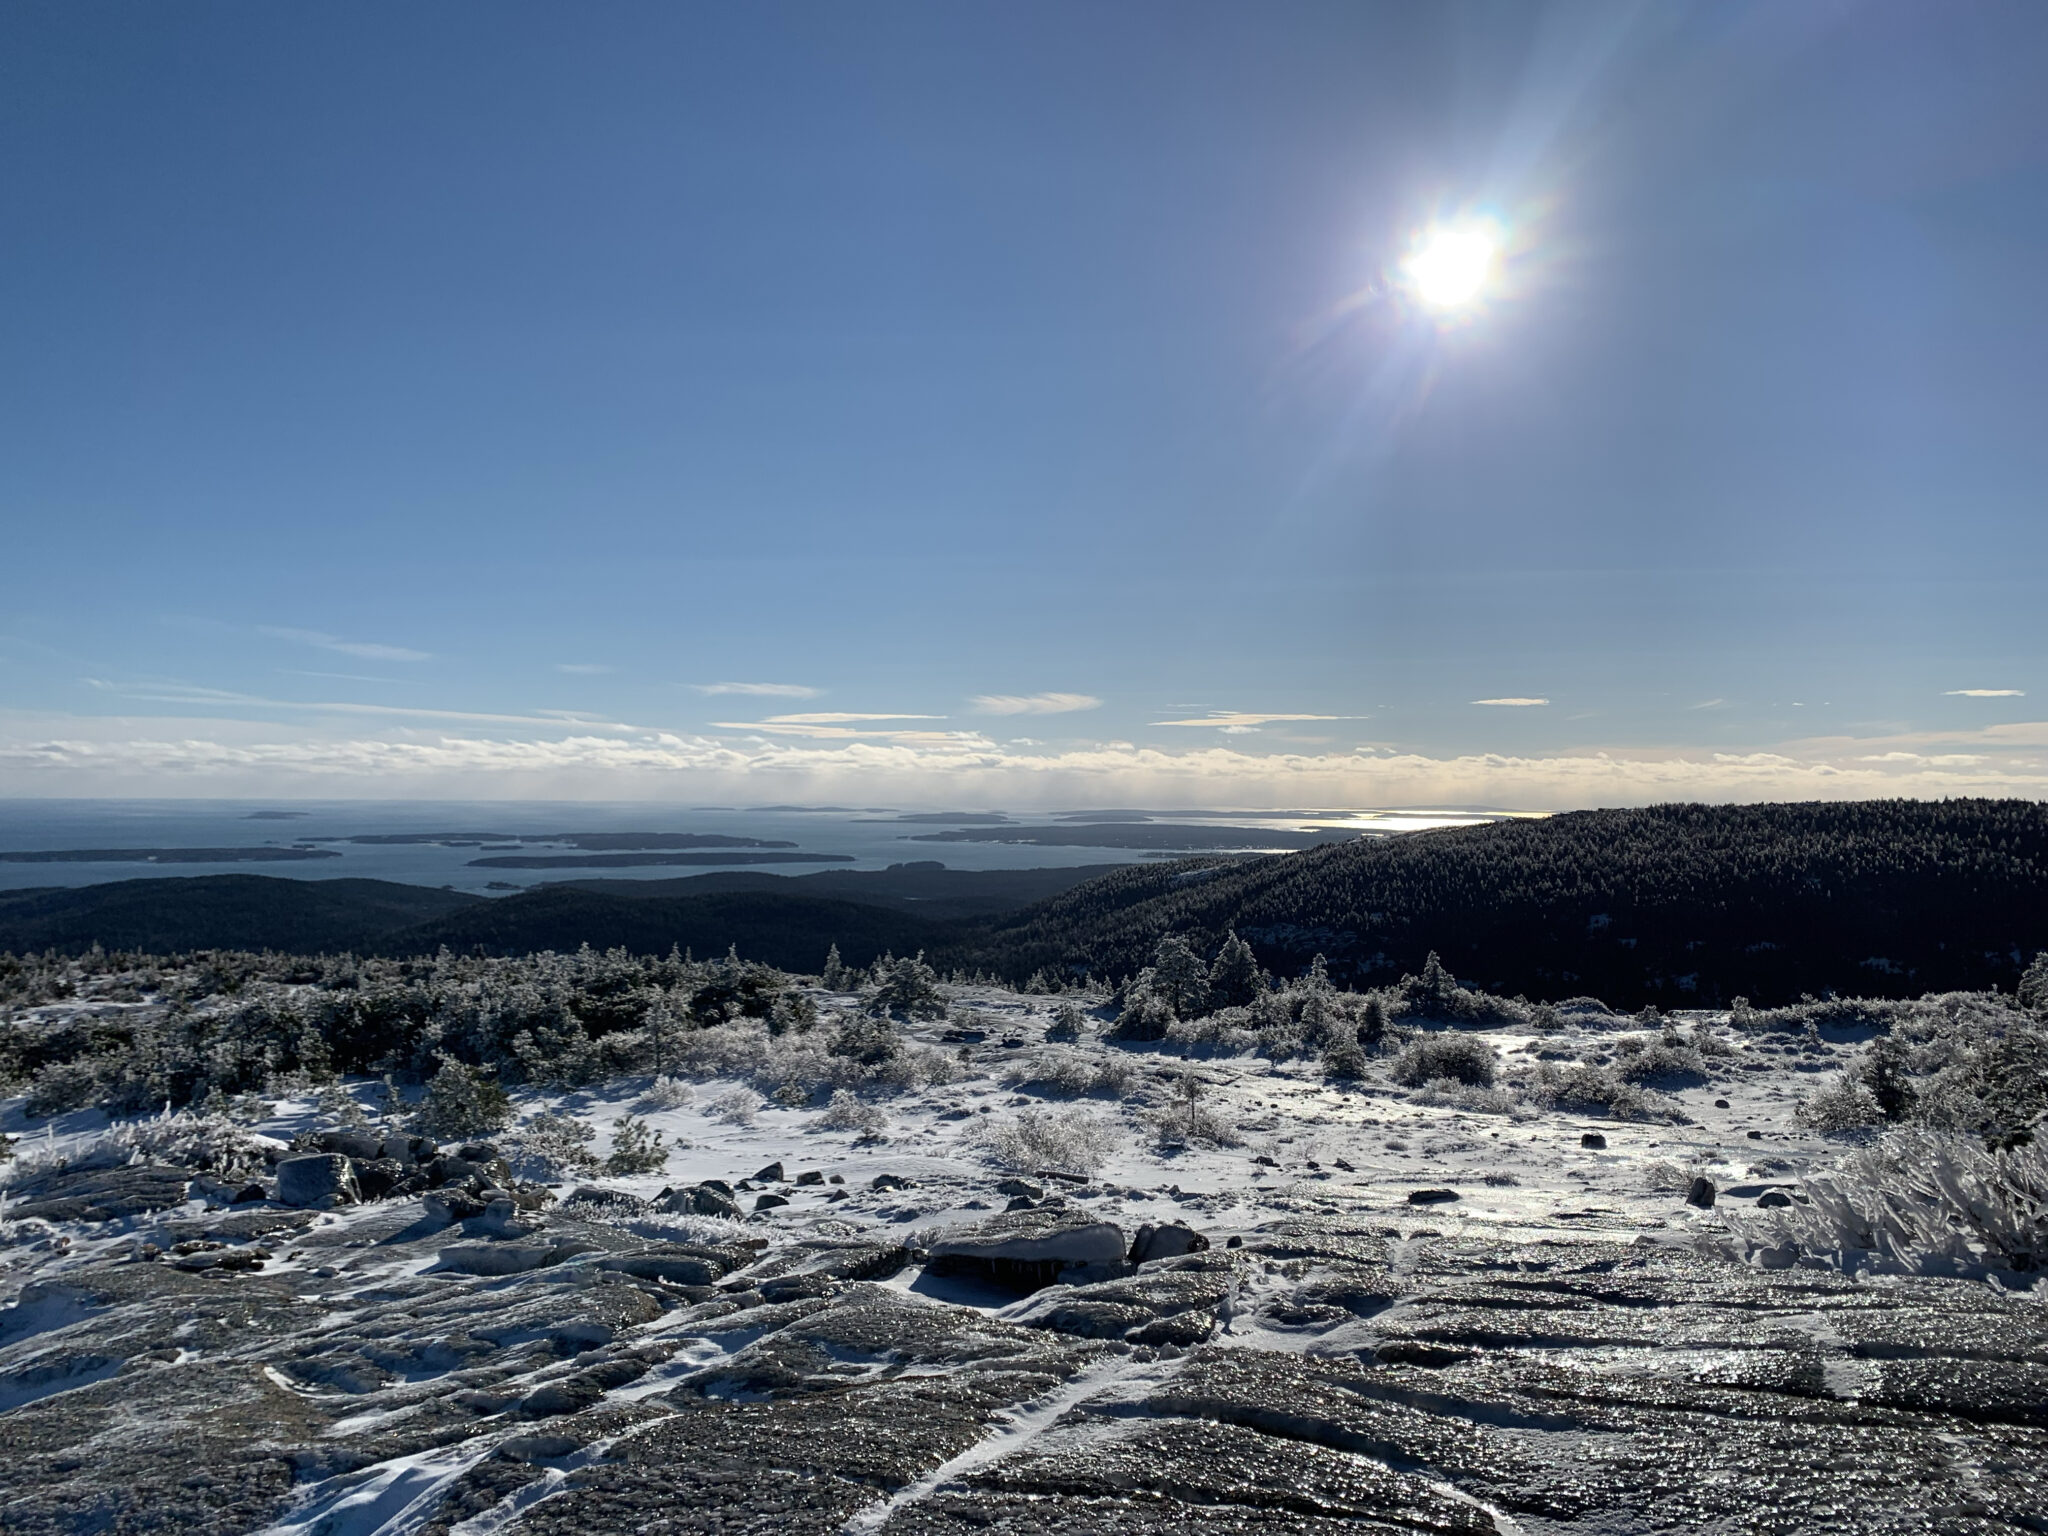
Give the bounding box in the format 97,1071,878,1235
944,799,2048,1008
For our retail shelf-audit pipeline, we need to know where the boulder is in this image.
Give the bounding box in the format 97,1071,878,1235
424,1189,489,1223
380,1134,432,1165
1756,1189,1794,1209
1129,1222,1209,1264
871,1173,914,1192
795,1170,825,1186
347,1158,410,1201
276,1154,358,1209
436,1239,591,1277
1686,1176,1717,1209
755,1193,790,1212
754,1161,787,1182
1580,1132,1608,1149
567,1185,648,1213
313,1129,384,1160
1407,1189,1460,1206
598,1247,739,1287
926,1208,1127,1289
690,1185,743,1219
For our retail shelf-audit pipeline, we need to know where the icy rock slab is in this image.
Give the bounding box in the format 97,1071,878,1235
4,1165,192,1223
437,1239,594,1276
926,1207,1126,1288
275,1153,358,1209
1129,1221,1209,1264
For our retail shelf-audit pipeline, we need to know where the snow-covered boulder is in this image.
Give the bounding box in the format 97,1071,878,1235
926,1207,1126,1288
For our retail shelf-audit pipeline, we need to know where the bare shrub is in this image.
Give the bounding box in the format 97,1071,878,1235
1150,1071,1244,1148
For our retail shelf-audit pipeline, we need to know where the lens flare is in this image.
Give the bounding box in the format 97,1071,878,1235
1403,219,1504,312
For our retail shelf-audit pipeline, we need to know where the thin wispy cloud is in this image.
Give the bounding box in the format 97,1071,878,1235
1472,697,1549,707
760,712,942,724
278,669,410,685
1945,688,2025,698
554,663,613,675
87,680,637,732
691,681,822,698
259,626,430,662
1688,698,1729,710
1152,711,1352,728
970,692,1102,716
712,720,982,742
710,711,947,739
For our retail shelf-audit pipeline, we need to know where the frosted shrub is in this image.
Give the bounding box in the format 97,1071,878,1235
1643,1159,1692,1193
1796,1074,1883,1134
636,1075,695,1112
817,1089,888,1139
861,1042,959,1093
1013,1052,1132,1099
1614,1035,1708,1085
978,1105,1121,1177
604,1115,670,1175
1391,1034,1499,1089
504,1110,600,1180
314,1083,371,1127
1045,1003,1086,1043
1406,1077,1526,1117
3,1111,269,1187
676,1022,770,1081
1525,1062,1682,1123
706,1087,760,1126
1721,1128,2048,1280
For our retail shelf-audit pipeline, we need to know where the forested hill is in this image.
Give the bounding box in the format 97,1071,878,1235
4,801,2043,1009
958,799,2048,1007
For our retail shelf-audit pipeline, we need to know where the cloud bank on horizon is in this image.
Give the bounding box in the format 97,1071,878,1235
4,707,2047,810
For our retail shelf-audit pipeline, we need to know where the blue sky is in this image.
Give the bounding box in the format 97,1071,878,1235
3,1,2045,807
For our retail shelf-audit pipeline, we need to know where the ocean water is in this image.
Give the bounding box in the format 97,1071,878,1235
0,800,1513,896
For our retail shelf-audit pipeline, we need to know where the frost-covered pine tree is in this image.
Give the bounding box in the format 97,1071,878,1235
411,1054,512,1140
821,944,853,991
1207,930,1263,1010
2020,951,2048,1017
1358,995,1389,1050
1149,934,1211,1020
604,1114,669,1175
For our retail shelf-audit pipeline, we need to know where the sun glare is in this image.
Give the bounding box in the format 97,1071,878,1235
1403,219,1503,312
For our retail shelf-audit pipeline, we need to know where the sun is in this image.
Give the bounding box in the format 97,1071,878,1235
1402,219,1504,312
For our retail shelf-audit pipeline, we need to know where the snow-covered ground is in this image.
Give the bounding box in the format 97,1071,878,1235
3,982,1855,1275
7,983,2044,1536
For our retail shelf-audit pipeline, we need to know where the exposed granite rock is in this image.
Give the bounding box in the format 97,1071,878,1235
926,1207,1127,1287
3,1203,2043,1534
